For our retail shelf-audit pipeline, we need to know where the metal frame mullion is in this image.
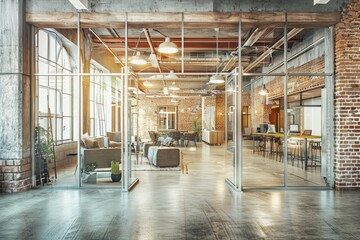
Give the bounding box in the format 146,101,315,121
283,13,289,188
76,12,82,188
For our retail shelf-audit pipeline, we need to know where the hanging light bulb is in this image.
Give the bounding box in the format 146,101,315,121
209,28,225,84
143,80,153,87
170,93,179,98
209,74,225,84
165,70,178,80
163,87,169,95
158,37,178,54
258,84,269,95
169,81,180,91
130,51,147,65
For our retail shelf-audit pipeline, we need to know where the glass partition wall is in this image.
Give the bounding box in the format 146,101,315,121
33,17,139,191
227,16,334,190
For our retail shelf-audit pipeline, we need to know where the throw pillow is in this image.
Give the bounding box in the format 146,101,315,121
81,132,89,147
84,137,99,149
112,132,121,142
163,137,174,146
156,137,165,146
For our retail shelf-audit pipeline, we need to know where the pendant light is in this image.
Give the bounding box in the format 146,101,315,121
165,70,178,80
163,87,169,95
130,30,148,65
209,28,225,84
169,82,180,91
258,84,269,95
130,51,147,65
158,37,179,54
171,98,179,103
143,80,153,87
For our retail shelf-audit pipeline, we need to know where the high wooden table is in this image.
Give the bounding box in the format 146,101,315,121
253,133,321,169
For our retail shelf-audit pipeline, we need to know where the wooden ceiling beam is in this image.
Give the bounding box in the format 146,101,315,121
26,12,340,29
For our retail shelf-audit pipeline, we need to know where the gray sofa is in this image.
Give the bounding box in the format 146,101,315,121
82,147,121,169
147,146,180,167
81,135,121,169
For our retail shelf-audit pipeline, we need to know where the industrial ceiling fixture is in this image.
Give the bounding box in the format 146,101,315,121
68,0,88,10
171,98,179,103
258,84,269,95
163,86,169,95
130,51,147,65
165,70,178,80
130,30,147,65
143,80,153,87
209,28,225,84
169,82,180,91
153,29,178,54
158,37,179,54
313,0,330,5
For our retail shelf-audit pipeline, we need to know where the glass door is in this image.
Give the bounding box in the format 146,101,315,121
226,69,241,189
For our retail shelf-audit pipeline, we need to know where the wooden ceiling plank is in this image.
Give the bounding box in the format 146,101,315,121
26,12,340,29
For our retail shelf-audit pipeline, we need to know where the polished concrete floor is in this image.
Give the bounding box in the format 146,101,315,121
1,143,360,239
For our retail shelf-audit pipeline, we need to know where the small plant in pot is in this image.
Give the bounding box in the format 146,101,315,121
111,161,121,182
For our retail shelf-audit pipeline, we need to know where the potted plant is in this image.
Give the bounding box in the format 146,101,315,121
111,161,121,182
34,126,54,185
81,162,97,184
193,119,202,142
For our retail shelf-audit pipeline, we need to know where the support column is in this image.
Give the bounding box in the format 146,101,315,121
334,0,360,190
0,0,32,193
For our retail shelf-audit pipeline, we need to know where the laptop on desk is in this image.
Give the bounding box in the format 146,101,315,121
266,124,276,134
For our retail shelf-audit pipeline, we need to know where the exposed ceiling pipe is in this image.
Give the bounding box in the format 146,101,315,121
89,28,125,67
222,27,269,72
242,36,324,90
244,28,303,73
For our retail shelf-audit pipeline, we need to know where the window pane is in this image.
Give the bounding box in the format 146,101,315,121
167,106,176,112
63,117,72,140
159,107,166,113
56,91,61,115
168,113,175,129
90,101,94,118
38,31,48,58
49,90,56,114
63,75,72,94
63,94,72,116
38,117,48,130
39,87,48,115
90,119,95,136
159,113,166,129
56,118,63,143
38,60,48,74
49,35,56,62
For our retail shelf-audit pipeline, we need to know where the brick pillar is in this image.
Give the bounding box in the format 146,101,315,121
334,0,360,190
0,0,32,193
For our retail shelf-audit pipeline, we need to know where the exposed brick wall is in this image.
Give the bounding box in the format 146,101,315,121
137,96,202,140
334,0,360,190
0,158,32,193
